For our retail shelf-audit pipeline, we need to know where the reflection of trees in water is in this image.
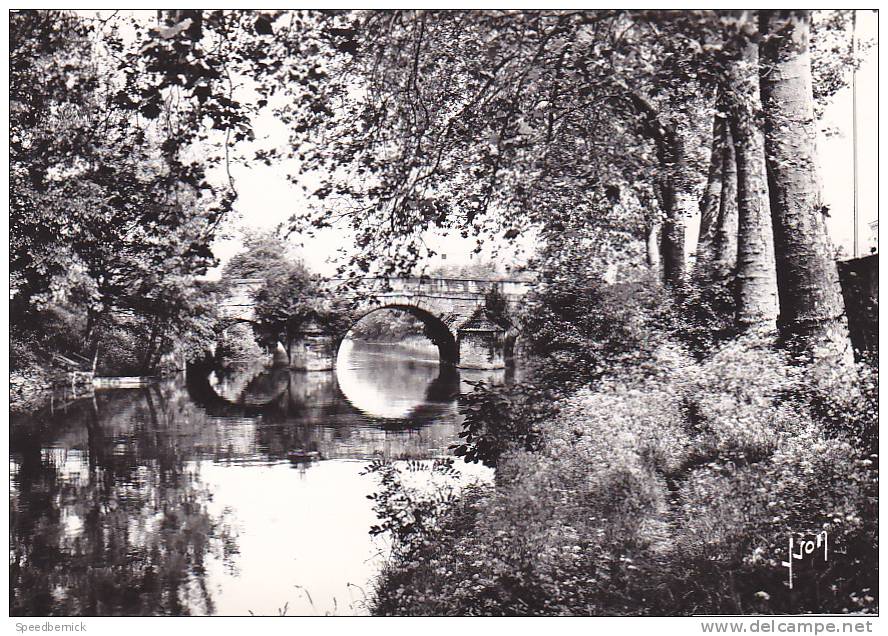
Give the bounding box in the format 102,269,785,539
9,388,238,616
209,362,288,406
10,348,514,616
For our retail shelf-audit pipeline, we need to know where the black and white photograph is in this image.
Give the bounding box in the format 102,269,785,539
6,5,880,628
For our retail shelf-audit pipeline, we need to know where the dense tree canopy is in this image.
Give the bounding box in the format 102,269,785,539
248,8,862,364
10,9,867,373
10,10,237,372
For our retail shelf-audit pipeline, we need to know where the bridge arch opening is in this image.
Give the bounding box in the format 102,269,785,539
338,305,458,365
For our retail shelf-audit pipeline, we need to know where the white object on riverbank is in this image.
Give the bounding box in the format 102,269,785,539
93,376,156,389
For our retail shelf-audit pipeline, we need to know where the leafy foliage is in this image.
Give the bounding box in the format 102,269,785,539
810,10,874,118
10,10,236,377
251,259,353,340
11,11,228,311
372,339,878,616
348,309,427,342
215,322,264,368
221,232,296,280
261,10,720,279
453,381,548,467
362,458,464,558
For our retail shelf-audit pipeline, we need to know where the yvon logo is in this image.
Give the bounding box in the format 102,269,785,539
781,531,828,590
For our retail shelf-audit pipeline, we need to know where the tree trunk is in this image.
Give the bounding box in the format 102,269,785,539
661,132,696,284
83,307,102,352
646,220,662,270
713,125,739,278
150,333,169,372
660,203,686,284
726,11,779,331
627,91,689,284
695,112,726,271
142,317,161,373
759,10,854,369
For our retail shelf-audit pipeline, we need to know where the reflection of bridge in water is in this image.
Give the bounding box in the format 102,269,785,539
10,347,502,511
189,365,459,424
185,357,508,462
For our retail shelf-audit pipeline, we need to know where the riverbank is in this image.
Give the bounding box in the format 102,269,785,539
9,367,54,415
9,364,172,414
368,337,879,616
350,335,437,349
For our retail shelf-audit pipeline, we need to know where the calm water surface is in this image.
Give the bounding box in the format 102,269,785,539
9,340,501,616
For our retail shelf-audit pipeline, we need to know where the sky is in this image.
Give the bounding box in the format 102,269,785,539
819,11,879,259
113,9,876,279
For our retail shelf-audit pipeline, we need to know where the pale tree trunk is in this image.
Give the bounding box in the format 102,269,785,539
664,127,699,284
759,10,854,370
695,112,726,271
659,184,686,284
659,148,695,284
713,125,739,279
726,11,779,331
646,221,661,270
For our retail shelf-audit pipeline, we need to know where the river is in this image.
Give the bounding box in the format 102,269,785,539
9,340,505,616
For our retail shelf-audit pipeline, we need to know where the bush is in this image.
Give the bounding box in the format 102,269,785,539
669,431,877,614
371,336,878,616
93,321,150,376
671,273,738,358
10,328,42,372
362,458,464,559
452,270,686,467
216,322,264,368
798,352,879,454
453,381,549,467
677,335,804,467
11,303,87,370
518,271,678,390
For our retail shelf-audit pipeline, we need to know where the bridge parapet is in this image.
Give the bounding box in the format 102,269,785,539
325,276,531,299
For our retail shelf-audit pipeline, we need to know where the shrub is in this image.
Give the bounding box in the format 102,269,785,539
10,328,42,372
798,352,879,454
11,303,87,370
669,432,877,614
216,322,264,368
362,458,464,559
453,381,549,467
671,274,738,358
94,321,149,376
677,335,805,468
372,335,878,616
518,270,679,390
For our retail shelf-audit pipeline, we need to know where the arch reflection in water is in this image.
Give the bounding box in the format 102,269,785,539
210,362,290,407
335,339,458,420
187,342,468,461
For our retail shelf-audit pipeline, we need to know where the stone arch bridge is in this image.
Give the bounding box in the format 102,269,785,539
220,276,533,370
